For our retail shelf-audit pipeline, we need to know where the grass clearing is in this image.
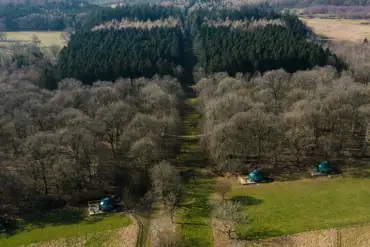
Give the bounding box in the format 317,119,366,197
301,17,370,42
179,176,215,247
0,209,132,247
228,176,370,239
177,96,214,247
1,31,65,47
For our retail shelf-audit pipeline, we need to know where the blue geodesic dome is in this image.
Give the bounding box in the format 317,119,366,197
99,197,115,212
248,169,264,182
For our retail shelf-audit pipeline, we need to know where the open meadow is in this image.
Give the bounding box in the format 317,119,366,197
228,175,370,239
209,174,370,247
0,210,133,247
0,31,65,47
301,17,370,42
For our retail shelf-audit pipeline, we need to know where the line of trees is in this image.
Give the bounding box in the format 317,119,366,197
195,67,370,173
330,41,370,84
82,4,183,31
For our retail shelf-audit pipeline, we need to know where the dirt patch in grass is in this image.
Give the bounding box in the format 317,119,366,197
25,221,139,247
248,229,338,247
301,17,370,42
341,225,370,247
110,222,139,247
214,224,370,247
0,212,133,247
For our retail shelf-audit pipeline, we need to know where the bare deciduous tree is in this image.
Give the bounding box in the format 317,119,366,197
23,132,61,195
150,161,184,223
212,200,249,239
215,179,231,200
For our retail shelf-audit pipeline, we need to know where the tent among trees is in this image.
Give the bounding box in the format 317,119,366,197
99,197,116,212
315,161,338,175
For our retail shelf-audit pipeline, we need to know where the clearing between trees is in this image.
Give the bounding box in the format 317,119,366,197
176,97,215,247
228,176,370,239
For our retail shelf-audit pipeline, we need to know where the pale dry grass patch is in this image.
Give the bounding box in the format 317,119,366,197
301,17,370,42
214,224,370,247
25,223,139,247
205,19,284,31
3,32,65,47
341,225,370,247
92,17,180,31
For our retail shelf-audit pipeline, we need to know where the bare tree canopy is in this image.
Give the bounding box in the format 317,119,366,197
0,74,183,215
196,67,370,173
212,200,249,239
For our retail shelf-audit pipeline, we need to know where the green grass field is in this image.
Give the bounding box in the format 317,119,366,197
0,209,132,247
179,176,214,247
1,31,65,47
177,96,214,247
228,176,370,239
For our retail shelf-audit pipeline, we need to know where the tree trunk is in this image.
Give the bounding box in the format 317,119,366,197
41,163,48,195
227,229,234,239
338,125,344,153
257,137,262,165
314,126,319,148
170,210,175,223
363,122,369,154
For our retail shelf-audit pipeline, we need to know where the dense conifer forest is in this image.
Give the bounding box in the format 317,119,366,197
59,27,185,83
57,5,341,84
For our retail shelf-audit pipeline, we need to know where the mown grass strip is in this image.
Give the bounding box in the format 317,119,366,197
177,96,214,247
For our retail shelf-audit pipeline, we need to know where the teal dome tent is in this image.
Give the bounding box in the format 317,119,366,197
248,169,264,183
315,161,336,174
99,197,115,212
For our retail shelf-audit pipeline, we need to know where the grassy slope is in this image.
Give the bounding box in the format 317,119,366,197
177,97,214,247
0,210,132,247
228,176,370,239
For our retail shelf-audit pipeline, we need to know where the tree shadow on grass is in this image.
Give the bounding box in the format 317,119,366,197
231,196,263,206
3,209,87,236
176,221,208,226
22,208,86,229
238,228,284,240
